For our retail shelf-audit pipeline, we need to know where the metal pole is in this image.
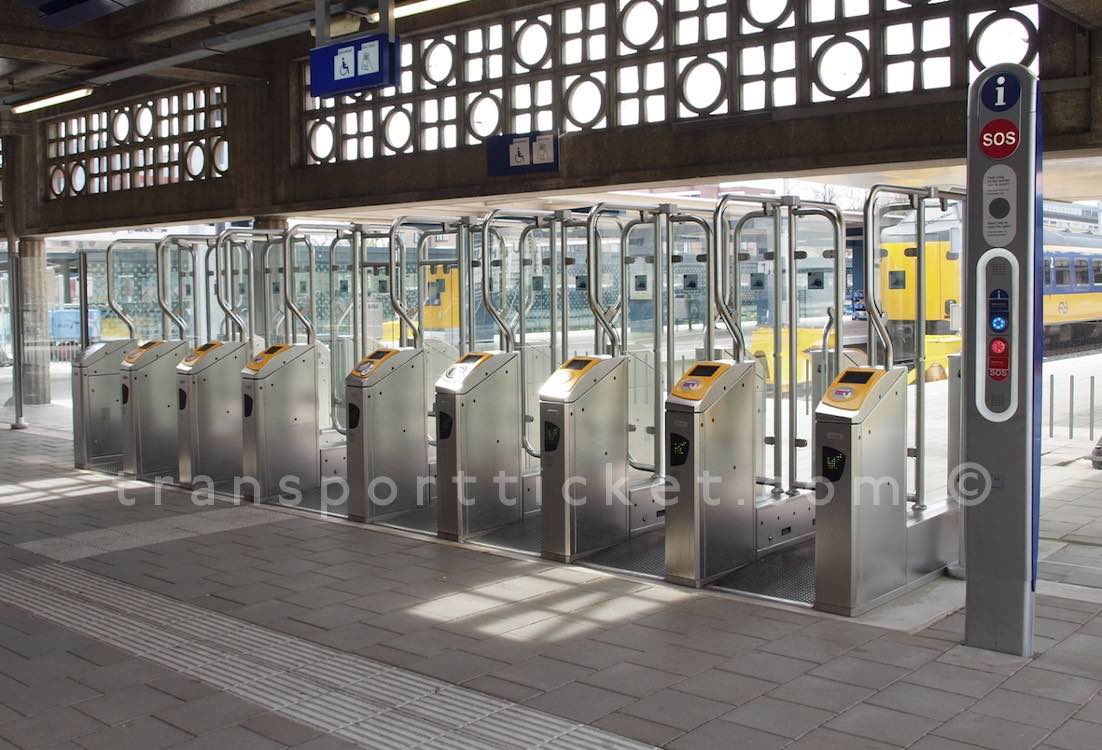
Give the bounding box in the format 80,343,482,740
1091,376,1095,441
458,220,469,354
1049,372,1054,438
914,196,927,511
7,241,25,428
1069,374,1075,440
77,251,90,350
560,216,572,360
653,210,665,477
662,205,675,386
771,206,784,493
549,215,559,366
352,228,362,360
786,202,799,495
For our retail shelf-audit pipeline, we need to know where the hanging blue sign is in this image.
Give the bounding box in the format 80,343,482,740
309,34,400,98
486,132,560,177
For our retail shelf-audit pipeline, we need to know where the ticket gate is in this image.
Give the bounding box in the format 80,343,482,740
73,339,137,470
435,351,522,541
539,355,629,563
664,361,762,587
177,340,248,489
241,343,325,500
120,340,189,478
814,366,956,616
346,347,430,523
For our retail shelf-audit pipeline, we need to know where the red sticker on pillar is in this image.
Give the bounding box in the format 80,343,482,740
980,119,1020,160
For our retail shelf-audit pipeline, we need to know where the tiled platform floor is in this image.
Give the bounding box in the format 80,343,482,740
0,429,1101,749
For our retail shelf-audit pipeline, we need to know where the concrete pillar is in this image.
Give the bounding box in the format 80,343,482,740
18,237,50,405
252,215,288,345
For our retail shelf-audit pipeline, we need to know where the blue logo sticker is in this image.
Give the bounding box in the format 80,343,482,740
981,72,1021,113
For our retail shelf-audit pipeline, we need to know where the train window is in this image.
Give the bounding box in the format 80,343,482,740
531,276,544,292
575,275,588,291
426,278,444,306
807,271,825,290
1044,258,1053,285
750,273,766,290
683,274,698,290
1054,259,1071,286
377,278,388,293
635,275,648,292
1093,260,1102,285
889,271,906,290
1076,259,1090,286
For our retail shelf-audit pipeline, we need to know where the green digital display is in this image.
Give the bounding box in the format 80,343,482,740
822,446,846,482
670,433,690,467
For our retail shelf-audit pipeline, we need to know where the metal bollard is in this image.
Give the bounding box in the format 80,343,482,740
1069,375,1075,440
1049,372,1054,438
1091,376,1096,441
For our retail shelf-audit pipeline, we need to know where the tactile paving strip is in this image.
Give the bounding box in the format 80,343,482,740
0,564,655,750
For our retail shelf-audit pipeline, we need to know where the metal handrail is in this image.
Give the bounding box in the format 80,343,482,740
794,201,846,384
479,210,554,352
282,224,355,344
670,213,714,357
715,194,782,361
388,217,459,348
864,185,930,369
104,239,149,339
218,228,283,350
156,235,211,340
586,204,646,356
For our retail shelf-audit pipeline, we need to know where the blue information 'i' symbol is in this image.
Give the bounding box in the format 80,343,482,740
981,72,1021,113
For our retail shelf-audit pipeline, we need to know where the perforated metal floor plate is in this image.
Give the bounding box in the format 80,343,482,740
472,516,542,555
583,528,666,579
0,564,655,750
378,505,438,535
710,539,816,605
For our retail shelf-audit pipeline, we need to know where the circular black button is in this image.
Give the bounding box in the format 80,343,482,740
988,198,1011,219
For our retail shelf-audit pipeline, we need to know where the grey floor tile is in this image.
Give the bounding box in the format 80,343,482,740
619,687,731,732
625,643,727,677
1044,718,1102,750
970,687,1079,730
784,727,904,750
865,682,973,722
810,655,909,690
825,703,939,747
76,658,172,692
408,649,508,683
1000,667,1101,704
154,692,265,735
73,716,192,750
0,706,105,748
168,725,288,750
758,635,854,664
146,676,220,702
580,661,684,698
538,638,642,670
849,637,943,669
462,675,544,703
937,645,1032,676
1074,694,1102,724
723,696,834,739
524,682,634,724
719,651,817,684
674,667,775,706
0,675,101,716
592,711,685,747
932,711,1050,750
904,662,1007,698
667,718,787,750
1035,634,1102,680
72,683,183,725
490,656,594,692
769,675,874,712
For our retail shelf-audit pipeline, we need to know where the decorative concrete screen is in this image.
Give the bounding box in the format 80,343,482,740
44,85,229,199
301,0,1039,165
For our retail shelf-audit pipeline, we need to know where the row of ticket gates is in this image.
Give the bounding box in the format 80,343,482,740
73,201,960,616
73,326,957,617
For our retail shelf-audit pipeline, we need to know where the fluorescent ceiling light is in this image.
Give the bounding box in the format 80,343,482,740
394,0,473,17
362,0,474,23
11,87,94,115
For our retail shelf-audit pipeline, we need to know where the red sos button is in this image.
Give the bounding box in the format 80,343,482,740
988,337,1010,381
980,119,1020,159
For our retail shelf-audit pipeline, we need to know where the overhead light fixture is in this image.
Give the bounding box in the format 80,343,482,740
394,0,474,18
361,0,474,23
11,87,95,115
